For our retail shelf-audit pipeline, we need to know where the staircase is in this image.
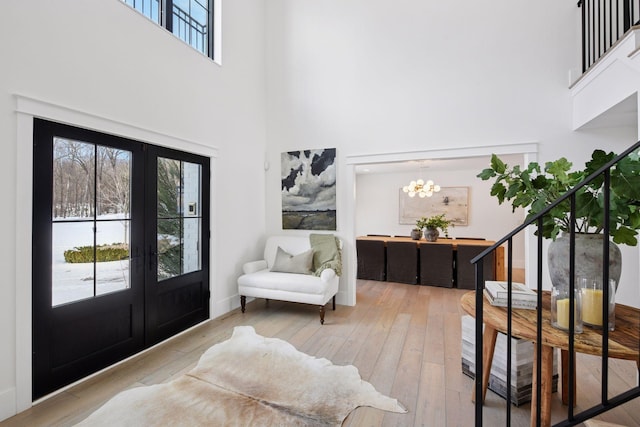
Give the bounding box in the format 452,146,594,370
469,140,640,426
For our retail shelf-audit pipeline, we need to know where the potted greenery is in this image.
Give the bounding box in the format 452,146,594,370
418,214,454,242
410,220,422,240
477,149,640,289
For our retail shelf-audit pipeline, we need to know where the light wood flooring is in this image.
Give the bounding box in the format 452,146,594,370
2,280,639,426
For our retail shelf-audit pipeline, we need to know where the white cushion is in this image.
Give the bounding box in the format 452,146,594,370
238,269,328,295
270,247,314,274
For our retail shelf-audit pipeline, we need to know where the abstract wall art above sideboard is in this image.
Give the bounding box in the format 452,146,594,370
399,186,469,226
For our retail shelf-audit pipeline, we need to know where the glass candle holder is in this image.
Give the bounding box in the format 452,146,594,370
579,277,616,331
551,286,583,333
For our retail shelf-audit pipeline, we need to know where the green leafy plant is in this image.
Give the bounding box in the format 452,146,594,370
417,214,454,236
477,149,640,246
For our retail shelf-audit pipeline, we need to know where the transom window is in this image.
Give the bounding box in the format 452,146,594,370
122,0,213,57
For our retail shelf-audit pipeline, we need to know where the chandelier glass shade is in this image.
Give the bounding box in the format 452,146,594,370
402,179,441,198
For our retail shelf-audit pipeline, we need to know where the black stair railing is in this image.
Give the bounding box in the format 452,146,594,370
578,0,640,72
470,140,640,426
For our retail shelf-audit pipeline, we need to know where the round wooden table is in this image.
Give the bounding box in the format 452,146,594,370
460,291,639,427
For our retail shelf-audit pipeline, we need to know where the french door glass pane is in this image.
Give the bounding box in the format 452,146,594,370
97,147,131,220
158,158,181,218
52,222,94,306
96,146,132,296
157,158,202,281
183,217,201,274
53,138,94,219
181,161,202,275
51,138,132,306
158,218,181,281
95,221,131,296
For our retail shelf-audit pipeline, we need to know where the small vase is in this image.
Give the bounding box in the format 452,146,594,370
424,227,439,242
410,229,422,240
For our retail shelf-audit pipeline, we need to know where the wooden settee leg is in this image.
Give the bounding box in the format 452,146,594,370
240,295,246,313
332,296,336,310
319,305,325,324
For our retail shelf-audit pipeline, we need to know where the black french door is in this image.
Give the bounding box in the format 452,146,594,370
144,145,210,346
32,119,210,399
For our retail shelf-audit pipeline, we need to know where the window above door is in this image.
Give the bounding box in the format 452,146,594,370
121,0,214,58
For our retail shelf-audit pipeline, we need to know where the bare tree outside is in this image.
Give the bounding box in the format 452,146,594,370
53,139,95,219
52,137,132,305
53,139,131,223
98,146,131,243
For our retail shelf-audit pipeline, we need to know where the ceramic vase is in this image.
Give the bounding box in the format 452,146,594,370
424,227,439,242
547,233,621,291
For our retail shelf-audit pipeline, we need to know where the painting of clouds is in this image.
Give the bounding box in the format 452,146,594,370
281,148,336,230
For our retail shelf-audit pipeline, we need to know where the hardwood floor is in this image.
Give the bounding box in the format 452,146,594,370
3,281,639,426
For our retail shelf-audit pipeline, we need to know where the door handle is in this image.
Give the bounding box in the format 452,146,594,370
149,245,157,271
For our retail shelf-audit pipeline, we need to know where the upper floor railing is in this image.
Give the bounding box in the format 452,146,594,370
470,140,640,426
579,0,640,71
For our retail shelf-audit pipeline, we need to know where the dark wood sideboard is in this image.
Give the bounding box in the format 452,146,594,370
356,236,505,288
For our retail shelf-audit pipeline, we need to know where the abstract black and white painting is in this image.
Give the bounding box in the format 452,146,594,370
281,148,336,230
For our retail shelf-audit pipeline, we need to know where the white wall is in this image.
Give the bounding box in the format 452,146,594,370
263,1,639,306
1,0,266,420
3,0,639,421
355,167,527,268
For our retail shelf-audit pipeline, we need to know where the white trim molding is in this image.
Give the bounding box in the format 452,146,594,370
345,142,538,166
15,95,219,158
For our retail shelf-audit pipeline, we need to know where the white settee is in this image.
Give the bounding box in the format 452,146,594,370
237,235,341,324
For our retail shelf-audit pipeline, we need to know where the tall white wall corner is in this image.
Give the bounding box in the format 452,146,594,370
0,387,16,422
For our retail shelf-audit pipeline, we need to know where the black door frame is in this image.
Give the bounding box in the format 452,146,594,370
32,119,210,399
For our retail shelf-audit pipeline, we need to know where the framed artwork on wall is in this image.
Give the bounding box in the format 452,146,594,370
281,148,336,230
399,186,469,226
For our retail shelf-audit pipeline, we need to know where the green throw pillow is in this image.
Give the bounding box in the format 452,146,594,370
270,246,314,275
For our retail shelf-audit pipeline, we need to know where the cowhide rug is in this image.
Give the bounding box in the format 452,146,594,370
76,326,407,426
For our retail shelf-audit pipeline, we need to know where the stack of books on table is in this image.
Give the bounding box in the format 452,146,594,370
483,280,537,309
460,315,558,406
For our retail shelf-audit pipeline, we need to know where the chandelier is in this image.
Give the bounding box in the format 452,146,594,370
403,179,440,198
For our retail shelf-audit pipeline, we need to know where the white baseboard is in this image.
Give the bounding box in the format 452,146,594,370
0,387,17,422
211,294,241,319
